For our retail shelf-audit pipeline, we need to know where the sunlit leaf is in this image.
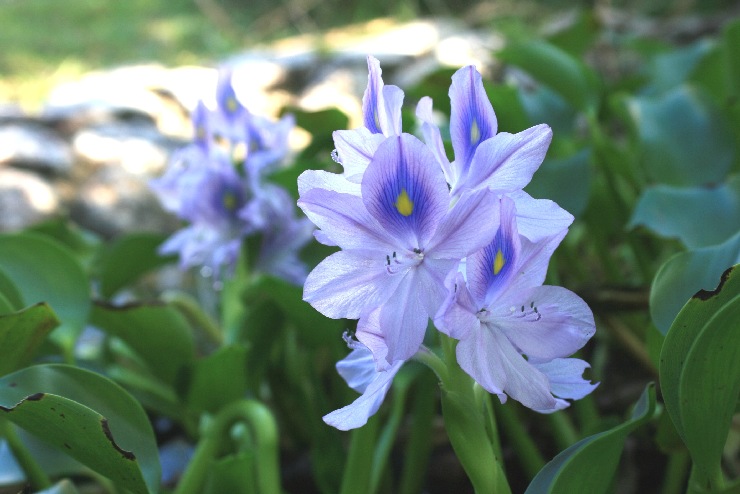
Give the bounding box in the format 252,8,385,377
650,232,740,334
0,364,160,494
499,39,600,112
627,85,735,186
90,301,196,385
525,384,656,494
0,303,60,377
36,479,82,494
0,233,90,351
95,232,174,299
660,265,740,490
629,175,740,248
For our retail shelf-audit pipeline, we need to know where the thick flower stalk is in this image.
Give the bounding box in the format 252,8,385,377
151,68,313,283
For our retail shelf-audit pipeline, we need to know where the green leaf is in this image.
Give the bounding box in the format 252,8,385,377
36,479,82,494
0,303,60,377
627,85,735,186
644,40,713,95
525,384,656,494
650,232,740,334
486,84,532,133
0,233,90,351
499,39,600,112
545,10,598,57
0,267,25,312
95,232,174,299
660,265,740,490
90,301,196,385
629,175,740,248
0,364,160,494
202,453,256,494
526,147,591,216
184,345,248,414
27,219,100,269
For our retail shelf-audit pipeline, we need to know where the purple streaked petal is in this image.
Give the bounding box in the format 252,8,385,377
377,270,429,364
323,357,405,431
362,134,449,248
336,345,379,393
493,285,596,360
356,308,391,370
457,326,560,412
509,190,574,242
417,257,459,317
333,128,385,181
531,358,598,400
380,84,404,136
434,272,481,340
297,169,361,196
416,97,454,184
466,196,519,305
362,56,384,134
455,124,552,195
426,188,500,259
298,188,394,251
303,250,400,319
449,65,497,179
502,230,567,295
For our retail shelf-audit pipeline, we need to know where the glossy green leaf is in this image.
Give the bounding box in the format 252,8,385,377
27,219,100,269
526,148,591,216
36,479,82,494
486,84,532,133
0,303,60,377
90,301,196,385
644,40,713,95
202,453,256,494
96,232,174,299
0,364,160,494
525,384,656,494
650,232,740,334
519,84,578,137
629,175,740,248
499,39,600,112
184,344,248,414
0,233,90,351
627,85,735,186
0,268,23,312
660,265,740,490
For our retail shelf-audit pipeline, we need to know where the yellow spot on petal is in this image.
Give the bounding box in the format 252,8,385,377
493,249,505,275
470,120,480,144
227,97,238,113
395,189,414,216
223,191,237,212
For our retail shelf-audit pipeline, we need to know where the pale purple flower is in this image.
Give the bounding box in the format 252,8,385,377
416,66,572,242
434,196,596,412
323,334,405,431
299,133,500,366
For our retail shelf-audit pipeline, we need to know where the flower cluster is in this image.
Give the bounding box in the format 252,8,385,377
151,69,314,284
298,56,597,430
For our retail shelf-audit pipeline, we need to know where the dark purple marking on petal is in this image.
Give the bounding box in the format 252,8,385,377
362,135,448,248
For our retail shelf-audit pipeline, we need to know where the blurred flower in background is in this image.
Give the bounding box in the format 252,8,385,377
150,69,313,283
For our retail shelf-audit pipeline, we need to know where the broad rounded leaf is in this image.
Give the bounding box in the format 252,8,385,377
629,176,740,249
0,303,60,377
184,345,248,414
650,232,740,334
660,265,740,489
0,268,23,312
0,364,160,494
627,85,735,186
96,233,174,299
0,233,90,351
499,39,600,112
90,301,196,385
525,384,656,494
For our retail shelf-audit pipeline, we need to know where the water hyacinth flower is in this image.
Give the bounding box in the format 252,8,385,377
435,196,597,412
151,67,312,282
299,133,500,366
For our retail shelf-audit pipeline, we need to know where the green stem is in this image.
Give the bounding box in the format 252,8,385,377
175,400,281,494
398,374,436,494
494,400,546,480
163,291,223,346
475,384,503,463
661,450,690,494
340,414,379,494
546,410,579,451
438,334,511,494
0,418,52,490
